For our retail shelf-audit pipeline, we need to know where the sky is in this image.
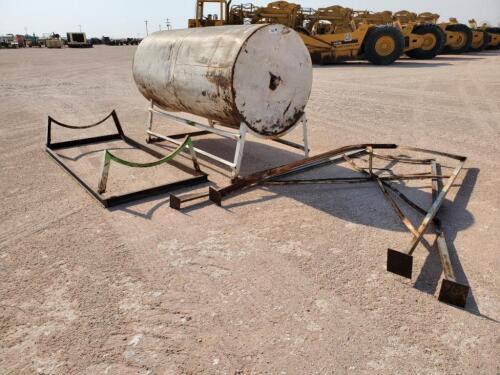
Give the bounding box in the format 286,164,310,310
1,0,499,38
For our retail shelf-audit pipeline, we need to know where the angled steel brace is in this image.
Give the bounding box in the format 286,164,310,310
431,162,470,308
208,144,397,206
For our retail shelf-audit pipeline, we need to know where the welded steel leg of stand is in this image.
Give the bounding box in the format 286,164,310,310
98,152,112,194
146,100,154,143
302,116,309,158
188,140,201,172
431,162,470,307
232,123,247,180
387,160,466,279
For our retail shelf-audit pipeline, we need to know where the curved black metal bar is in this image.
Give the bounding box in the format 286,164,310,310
48,110,116,130
46,110,124,149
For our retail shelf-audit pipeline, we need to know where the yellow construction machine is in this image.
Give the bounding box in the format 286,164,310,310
466,20,489,52
252,1,303,28
484,27,500,50
416,13,473,54
253,3,405,65
353,10,444,59
188,0,233,27
188,0,259,27
390,11,445,59
189,1,405,66
444,20,488,53
469,20,500,51
228,3,259,24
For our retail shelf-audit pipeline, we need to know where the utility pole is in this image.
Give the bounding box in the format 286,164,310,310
165,18,172,30
144,20,149,36
159,24,162,31
78,24,82,32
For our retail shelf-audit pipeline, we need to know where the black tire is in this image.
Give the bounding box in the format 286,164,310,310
363,25,405,65
406,24,445,59
469,30,489,52
486,27,500,34
310,52,322,65
444,24,473,54
296,27,311,36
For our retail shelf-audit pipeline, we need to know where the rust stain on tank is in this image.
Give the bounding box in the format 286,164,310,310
206,69,232,92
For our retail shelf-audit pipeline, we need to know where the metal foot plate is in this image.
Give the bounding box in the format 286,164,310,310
209,187,222,206
438,279,469,308
387,249,413,279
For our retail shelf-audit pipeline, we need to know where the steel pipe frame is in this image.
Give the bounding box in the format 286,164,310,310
352,148,470,308
386,160,466,280
339,147,470,307
46,110,208,208
346,149,470,308
145,101,310,180
205,144,469,307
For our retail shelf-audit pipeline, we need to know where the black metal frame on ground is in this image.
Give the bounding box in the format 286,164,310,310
170,143,470,308
46,110,208,208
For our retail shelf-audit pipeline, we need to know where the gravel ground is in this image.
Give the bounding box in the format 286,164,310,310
0,46,499,374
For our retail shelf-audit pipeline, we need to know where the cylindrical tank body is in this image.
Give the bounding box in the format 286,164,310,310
133,24,312,138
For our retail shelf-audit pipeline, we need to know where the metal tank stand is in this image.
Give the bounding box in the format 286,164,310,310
45,110,207,208
144,101,309,180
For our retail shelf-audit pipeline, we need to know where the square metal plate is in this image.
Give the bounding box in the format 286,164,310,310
387,249,413,279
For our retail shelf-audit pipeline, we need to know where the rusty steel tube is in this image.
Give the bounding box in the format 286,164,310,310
133,24,312,138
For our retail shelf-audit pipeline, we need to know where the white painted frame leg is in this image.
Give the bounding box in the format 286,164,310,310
232,123,248,180
302,115,309,158
146,100,154,143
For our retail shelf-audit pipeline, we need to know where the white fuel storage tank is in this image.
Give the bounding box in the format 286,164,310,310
132,24,312,138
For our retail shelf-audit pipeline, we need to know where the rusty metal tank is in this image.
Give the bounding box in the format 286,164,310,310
132,24,312,138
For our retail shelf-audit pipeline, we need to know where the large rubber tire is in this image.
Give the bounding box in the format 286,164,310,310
444,24,473,54
296,27,311,36
363,26,405,65
406,24,445,59
486,28,500,50
469,31,489,52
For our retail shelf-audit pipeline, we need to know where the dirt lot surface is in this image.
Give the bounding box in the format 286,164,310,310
1,46,499,374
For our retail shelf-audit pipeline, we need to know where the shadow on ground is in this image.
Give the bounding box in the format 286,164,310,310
312,52,500,69
313,61,453,68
